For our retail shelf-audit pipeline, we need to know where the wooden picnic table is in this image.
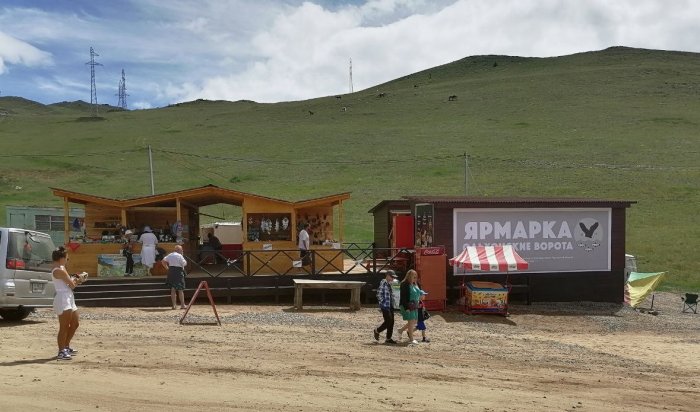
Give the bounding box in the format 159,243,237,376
293,279,366,310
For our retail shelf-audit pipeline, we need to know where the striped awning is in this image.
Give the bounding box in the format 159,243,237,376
449,245,529,272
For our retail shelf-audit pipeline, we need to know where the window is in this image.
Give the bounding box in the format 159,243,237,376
8,231,56,272
35,215,65,231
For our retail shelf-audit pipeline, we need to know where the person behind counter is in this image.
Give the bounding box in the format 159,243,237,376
207,232,222,264
298,223,311,267
139,226,158,270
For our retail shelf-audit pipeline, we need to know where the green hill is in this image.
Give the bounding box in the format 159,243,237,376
1,46,698,290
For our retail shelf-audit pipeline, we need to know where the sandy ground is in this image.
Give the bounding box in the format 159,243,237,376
1,291,699,412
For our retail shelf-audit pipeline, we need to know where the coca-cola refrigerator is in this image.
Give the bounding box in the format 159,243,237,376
415,246,446,311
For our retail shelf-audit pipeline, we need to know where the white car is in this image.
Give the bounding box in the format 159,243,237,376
0,228,57,321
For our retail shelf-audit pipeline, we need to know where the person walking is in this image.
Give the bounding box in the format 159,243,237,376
51,246,85,360
163,245,188,309
373,270,399,344
139,226,158,271
397,269,421,344
416,290,431,343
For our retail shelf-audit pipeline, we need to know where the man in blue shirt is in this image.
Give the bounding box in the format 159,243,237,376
373,270,398,344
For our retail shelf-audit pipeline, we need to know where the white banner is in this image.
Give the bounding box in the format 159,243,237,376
453,208,611,274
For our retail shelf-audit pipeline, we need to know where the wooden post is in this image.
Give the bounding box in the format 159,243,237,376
294,283,303,310
339,200,344,243
176,197,182,222
63,197,69,245
120,208,127,227
350,287,360,310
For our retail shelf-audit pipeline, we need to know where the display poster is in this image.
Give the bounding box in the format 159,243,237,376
247,213,292,242
415,203,434,247
453,208,611,274
97,254,149,277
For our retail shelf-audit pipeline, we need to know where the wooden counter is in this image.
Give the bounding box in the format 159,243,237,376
66,242,181,276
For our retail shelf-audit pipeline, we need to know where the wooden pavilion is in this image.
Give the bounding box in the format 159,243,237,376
52,185,350,276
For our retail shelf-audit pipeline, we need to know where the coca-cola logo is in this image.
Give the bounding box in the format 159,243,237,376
420,247,444,256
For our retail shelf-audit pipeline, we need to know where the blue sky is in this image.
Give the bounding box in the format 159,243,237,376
1,0,699,109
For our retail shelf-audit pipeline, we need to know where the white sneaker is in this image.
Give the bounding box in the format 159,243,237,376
57,349,72,361
410,340,419,345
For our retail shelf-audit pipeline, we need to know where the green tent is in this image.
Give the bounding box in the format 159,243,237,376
626,272,666,308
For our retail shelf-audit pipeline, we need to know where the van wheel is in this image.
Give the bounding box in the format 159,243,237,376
0,308,33,321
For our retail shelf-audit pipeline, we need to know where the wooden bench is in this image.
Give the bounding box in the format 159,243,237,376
293,279,366,310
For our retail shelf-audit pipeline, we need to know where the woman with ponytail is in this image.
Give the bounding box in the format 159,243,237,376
51,246,85,361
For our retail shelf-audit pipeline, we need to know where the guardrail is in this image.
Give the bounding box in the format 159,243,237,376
183,246,414,277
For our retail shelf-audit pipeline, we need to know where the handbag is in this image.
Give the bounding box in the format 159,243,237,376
422,308,431,320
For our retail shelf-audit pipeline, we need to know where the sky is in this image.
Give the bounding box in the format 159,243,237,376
1,0,699,109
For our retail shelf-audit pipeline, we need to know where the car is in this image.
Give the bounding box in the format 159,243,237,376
0,228,57,321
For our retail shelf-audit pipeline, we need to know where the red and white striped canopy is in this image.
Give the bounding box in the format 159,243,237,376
449,245,529,272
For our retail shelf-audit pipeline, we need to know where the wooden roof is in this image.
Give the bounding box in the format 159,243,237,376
402,196,636,208
369,196,636,212
52,185,351,209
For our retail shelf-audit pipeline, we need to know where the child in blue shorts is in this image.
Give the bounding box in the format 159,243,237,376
416,289,430,343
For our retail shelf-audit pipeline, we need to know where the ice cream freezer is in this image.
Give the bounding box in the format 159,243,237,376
460,281,508,315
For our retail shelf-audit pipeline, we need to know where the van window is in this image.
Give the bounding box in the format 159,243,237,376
8,231,55,272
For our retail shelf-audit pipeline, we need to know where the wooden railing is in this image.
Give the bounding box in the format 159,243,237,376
183,246,414,277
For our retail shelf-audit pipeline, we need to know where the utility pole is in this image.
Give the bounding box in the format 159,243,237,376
117,69,128,110
464,152,469,196
349,58,354,93
148,145,155,195
85,47,102,116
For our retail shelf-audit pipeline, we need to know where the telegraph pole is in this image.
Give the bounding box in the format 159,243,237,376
148,145,155,195
349,58,354,93
464,152,469,196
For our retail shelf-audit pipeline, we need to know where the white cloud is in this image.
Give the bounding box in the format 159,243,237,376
131,101,153,110
2,0,700,106
0,31,53,74
168,0,700,105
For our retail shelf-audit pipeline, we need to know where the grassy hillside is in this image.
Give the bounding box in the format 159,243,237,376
1,46,698,290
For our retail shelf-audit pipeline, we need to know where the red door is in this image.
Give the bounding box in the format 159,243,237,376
391,215,414,249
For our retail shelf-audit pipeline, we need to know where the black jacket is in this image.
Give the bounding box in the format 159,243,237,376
399,281,410,309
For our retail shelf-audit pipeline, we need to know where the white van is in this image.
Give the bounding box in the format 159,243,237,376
0,228,57,321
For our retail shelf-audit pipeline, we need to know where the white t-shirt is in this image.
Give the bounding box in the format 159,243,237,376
298,229,310,250
163,252,187,268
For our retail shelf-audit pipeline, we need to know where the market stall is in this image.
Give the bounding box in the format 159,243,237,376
449,245,529,315
52,185,349,277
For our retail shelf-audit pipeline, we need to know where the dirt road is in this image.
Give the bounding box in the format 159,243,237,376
1,292,698,411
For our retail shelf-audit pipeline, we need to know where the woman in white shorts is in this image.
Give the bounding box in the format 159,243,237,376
51,246,83,361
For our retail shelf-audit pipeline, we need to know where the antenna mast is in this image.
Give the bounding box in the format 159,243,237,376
117,69,128,110
85,47,103,116
349,58,354,93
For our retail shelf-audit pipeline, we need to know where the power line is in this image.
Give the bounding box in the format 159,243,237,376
0,148,143,158
156,148,463,165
